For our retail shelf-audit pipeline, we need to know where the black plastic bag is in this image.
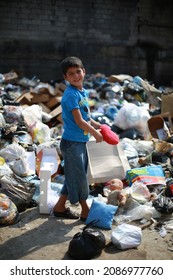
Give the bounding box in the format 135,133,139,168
152,195,173,214
0,173,36,212
68,220,106,259
165,179,173,197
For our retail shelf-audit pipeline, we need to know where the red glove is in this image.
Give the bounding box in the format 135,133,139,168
100,124,119,145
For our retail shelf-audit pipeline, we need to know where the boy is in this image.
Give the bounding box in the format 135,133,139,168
53,56,103,221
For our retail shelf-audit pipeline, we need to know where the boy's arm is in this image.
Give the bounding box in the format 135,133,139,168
90,118,102,129
72,109,103,142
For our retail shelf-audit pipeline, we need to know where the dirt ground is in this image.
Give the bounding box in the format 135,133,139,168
0,203,173,260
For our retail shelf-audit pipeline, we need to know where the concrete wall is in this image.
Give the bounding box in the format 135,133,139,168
0,0,173,85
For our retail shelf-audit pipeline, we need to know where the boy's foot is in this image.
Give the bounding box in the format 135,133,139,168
53,207,79,219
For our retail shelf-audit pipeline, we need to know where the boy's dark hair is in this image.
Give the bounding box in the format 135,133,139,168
60,56,84,75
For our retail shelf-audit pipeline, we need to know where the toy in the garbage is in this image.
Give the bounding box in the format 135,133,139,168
107,190,127,206
100,124,119,145
104,178,123,192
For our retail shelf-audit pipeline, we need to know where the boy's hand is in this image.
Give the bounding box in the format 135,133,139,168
93,130,103,143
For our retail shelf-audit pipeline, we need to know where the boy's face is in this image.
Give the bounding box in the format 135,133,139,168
64,66,85,90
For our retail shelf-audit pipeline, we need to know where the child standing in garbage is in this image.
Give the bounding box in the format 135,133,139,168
53,56,103,221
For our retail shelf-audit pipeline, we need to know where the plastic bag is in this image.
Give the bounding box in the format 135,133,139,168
152,195,173,214
30,121,51,144
22,104,51,144
121,138,154,156
0,113,6,127
68,221,106,259
111,223,142,249
121,140,139,168
129,181,151,204
0,143,30,176
22,104,43,125
3,105,24,124
114,103,150,134
0,158,13,177
0,193,20,226
114,203,161,224
0,173,36,212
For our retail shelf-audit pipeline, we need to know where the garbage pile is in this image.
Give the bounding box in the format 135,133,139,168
0,70,173,244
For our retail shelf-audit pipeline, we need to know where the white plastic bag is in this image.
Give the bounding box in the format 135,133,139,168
0,159,13,177
22,104,43,125
3,105,24,123
0,112,6,127
22,105,51,144
115,203,161,223
129,181,151,204
114,103,150,134
0,143,30,176
111,223,142,249
30,121,51,144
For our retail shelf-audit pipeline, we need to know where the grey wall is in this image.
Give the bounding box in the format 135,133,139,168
0,0,173,85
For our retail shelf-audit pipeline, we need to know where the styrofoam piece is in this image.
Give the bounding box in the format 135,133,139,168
36,147,59,177
39,165,52,214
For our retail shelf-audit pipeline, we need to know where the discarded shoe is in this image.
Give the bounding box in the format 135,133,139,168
53,207,79,219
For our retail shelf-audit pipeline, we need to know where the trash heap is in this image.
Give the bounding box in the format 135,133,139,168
0,70,173,244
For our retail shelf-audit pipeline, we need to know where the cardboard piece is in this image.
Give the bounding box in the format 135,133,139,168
15,92,33,105
108,74,133,83
30,92,49,104
56,113,63,124
147,116,170,140
3,71,18,82
38,102,51,113
161,93,173,117
45,96,62,109
50,105,62,118
87,138,130,184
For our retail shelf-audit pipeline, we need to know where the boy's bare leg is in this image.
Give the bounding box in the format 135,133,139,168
53,194,67,212
80,200,90,219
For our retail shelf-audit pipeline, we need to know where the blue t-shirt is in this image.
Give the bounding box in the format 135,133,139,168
61,84,91,142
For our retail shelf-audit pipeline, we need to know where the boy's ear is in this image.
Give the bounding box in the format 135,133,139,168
83,68,86,75
63,74,67,80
